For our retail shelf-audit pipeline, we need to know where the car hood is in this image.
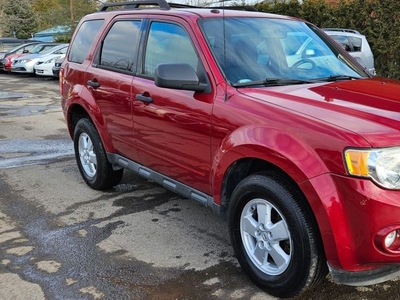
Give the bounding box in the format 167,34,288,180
6,53,25,60
37,53,65,63
17,53,43,60
240,77,400,147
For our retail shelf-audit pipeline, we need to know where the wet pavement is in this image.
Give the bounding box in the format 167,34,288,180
1,73,400,300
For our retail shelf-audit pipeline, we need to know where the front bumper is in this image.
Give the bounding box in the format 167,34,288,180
329,263,400,286
52,66,61,77
303,173,400,282
11,62,35,73
35,65,53,76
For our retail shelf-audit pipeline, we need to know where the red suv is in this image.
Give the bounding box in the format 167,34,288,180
60,1,400,297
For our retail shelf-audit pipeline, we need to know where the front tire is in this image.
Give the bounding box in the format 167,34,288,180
73,118,123,190
228,172,327,298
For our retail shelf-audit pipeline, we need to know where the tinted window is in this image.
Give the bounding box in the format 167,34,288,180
349,36,362,52
330,35,352,51
69,20,104,64
40,45,60,54
15,44,37,54
30,44,56,54
143,22,198,77
0,42,23,52
98,20,141,71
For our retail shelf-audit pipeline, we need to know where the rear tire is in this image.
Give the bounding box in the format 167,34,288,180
228,172,327,298
73,118,123,190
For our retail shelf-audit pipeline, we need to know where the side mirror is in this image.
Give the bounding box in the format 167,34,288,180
304,49,315,56
155,63,207,92
22,49,29,53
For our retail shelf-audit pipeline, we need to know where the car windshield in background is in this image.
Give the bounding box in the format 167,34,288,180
200,17,368,86
29,44,55,54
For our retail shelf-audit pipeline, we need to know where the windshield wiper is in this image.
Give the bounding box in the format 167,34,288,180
316,75,361,82
232,78,313,88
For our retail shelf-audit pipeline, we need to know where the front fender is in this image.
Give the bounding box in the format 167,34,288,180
210,125,343,269
211,125,329,205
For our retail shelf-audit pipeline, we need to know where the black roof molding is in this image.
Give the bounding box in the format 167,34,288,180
98,0,257,12
99,0,171,11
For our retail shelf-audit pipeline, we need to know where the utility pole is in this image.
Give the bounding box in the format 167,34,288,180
70,0,74,31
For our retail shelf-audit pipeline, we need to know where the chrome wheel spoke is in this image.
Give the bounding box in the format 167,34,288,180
269,220,290,241
78,133,97,177
240,198,292,276
242,214,258,237
257,202,270,225
253,243,267,264
269,244,290,271
88,151,97,165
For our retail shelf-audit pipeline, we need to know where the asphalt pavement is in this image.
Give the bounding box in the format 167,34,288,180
1,73,400,300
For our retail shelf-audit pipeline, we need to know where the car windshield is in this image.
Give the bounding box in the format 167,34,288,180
200,17,369,86
29,44,55,54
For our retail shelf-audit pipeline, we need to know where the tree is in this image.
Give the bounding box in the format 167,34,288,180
0,0,39,38
32,0,61,30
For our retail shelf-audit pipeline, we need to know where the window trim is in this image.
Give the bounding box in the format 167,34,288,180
138,19,201,79
68,19,105,64
93,18,143,74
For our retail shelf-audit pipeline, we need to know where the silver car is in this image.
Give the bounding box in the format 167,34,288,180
11,43,68,74
323,28,375,75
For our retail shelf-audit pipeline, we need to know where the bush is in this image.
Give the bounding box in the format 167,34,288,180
254,0,400,78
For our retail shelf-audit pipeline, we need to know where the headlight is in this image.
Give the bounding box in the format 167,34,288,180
19,59,31,63
345,147,400,189
44,58,57,64
45,57,59,64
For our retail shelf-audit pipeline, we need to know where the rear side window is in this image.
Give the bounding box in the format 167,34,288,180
97,20,141,71
0,42,22,52
349,36,362,51
331,35,362,52
330,35,352,51
69,20,104,64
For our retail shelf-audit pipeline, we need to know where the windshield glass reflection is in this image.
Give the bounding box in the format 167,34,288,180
200,17,368,86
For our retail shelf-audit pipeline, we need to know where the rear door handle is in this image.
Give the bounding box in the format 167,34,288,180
136,93,153,103
87,79,100,88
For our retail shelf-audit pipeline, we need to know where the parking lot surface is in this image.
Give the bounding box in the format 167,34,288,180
1,73,400,300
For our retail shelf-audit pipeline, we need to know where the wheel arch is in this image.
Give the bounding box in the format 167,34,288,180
212,126,329,215
64,86,115,153
212,128,338,269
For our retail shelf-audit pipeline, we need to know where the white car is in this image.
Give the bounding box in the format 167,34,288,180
11,44,68,74
323,28,375,75
34,52,66,76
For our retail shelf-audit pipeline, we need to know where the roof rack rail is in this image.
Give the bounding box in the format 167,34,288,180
98,0,257,12
322,28,361,34
208,6,257,11
99,0,171,11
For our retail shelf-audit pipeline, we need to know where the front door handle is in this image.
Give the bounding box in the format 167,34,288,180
136,93,153,103
87,79,100,88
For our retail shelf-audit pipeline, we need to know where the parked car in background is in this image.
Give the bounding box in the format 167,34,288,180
34,48,67,76
52,56,64,77
11,43,68,74
1,42,60,72
0,42,41,70
0,38,28,57
0,41,40,59
323,28,375,75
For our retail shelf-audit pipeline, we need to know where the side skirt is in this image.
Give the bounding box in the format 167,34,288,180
107,152,220,216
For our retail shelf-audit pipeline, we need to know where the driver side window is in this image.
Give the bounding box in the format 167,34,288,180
143,22,199,77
